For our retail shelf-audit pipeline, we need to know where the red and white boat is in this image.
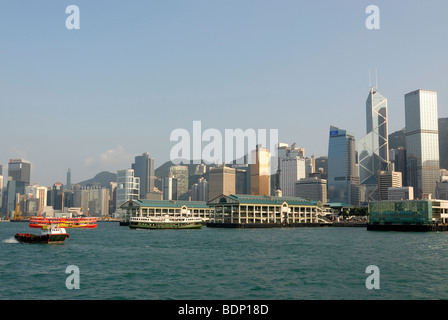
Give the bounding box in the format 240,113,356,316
29,216,97,229
15,225,69,244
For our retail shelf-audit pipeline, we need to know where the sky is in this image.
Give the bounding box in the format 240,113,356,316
1,0,447,187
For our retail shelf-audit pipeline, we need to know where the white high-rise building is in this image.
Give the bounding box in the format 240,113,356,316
280,157,306,197
162,173,177,200
116,169,140,217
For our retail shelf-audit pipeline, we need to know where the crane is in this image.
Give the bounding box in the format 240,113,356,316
14,202,21,220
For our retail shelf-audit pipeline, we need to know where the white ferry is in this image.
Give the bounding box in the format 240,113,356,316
129,216,203,230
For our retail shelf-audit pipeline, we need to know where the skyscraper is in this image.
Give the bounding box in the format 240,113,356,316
209,165,235,200
358,87,389,201
280,157,306,197
169,165,189,200
250,145,271,196
327,126,359,205
66,168,72,190
191,177,209,201
162,173,178,200
405,89,440,198
116,169,140,216
8,159,31,186
390,147,407,186
132,153,155,198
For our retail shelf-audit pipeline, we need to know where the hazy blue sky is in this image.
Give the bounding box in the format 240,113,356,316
1,1,447,186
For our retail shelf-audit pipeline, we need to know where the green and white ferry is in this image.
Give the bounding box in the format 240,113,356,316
129,216,203,230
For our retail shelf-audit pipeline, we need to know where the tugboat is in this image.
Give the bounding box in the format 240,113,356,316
15,225,70,244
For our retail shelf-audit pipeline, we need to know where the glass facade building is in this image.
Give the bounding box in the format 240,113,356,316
369,200,432,224
358,88,389,201
405,89,440,199
132,153,155,197
369,200,448,225
8,159,31,186
327,126,359,205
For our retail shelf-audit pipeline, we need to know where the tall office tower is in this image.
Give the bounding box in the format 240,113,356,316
6,180,26,216
116,169,140,215
358,87,389,201
250,145,271,196
8,159,31,186
132,153,155,197
0,175,3,211
327,126,359,205
66,169,72,190
197,177,209,202
390,147,407,186
209,165,236,200
311,155,316,174
277,142,305,191
169,165,189,200
405,89,440,198
109,182,117,214
377,170,402,201
235,168,250,194
191,178,209,201
280,157,306,197
162,173,178,200
48,182,64,210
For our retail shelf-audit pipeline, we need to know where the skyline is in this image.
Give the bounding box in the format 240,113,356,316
1,1,448,186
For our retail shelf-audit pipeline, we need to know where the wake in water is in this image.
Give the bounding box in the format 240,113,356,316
3,237,19,244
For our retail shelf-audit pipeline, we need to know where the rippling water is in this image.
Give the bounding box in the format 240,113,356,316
1,222,448,300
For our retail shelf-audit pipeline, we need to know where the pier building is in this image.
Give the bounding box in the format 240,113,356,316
206,194,331,228
368,199,448,231
120,199,212,224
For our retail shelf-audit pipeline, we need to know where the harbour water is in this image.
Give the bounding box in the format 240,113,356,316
1,221,448,300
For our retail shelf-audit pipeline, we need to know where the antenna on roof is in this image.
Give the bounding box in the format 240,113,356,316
369,68,378,93
375,67,378,91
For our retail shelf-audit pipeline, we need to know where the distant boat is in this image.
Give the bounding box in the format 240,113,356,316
129,216,203,230
29,216,97,229
15,225,69,244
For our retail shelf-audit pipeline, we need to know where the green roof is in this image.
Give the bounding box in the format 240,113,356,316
211,194,320,206
325,202,354,208
122,199,210,209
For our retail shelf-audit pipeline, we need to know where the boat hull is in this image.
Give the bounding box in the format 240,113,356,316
129,222,202,230
15,233,69,244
